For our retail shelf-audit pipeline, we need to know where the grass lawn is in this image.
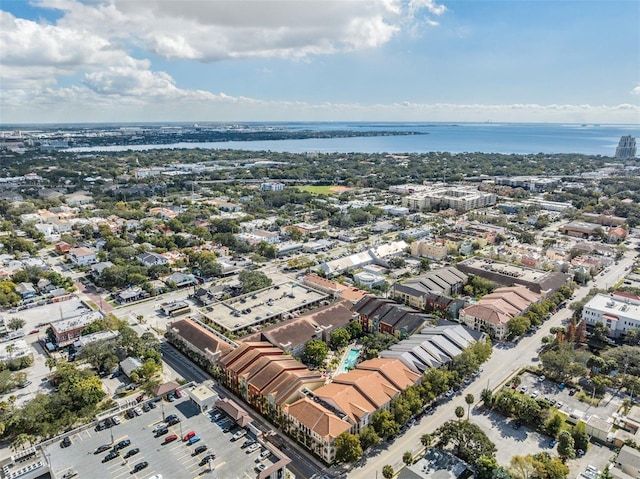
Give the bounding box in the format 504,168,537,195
295,185,349,195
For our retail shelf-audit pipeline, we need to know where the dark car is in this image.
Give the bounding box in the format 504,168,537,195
154,427,169,438
125,409,136,419
148,401,157,409
142,403,150,412
124,448,140,459
114,439,131,451
166,417,180,426
60,437,71,448
192,444,208,456
94,444,111,454
130,461,148,473
102,451,119,463
199,454,216,466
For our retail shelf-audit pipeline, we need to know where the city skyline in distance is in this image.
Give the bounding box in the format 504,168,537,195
1,0,639,125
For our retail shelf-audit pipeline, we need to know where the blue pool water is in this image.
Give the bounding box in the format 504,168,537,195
339,349,360,374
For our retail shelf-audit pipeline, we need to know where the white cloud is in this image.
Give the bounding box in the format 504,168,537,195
29,0,429,63
632,84,640,95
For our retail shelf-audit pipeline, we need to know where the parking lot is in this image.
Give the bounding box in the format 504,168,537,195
45,396,280,479
510,372,622,421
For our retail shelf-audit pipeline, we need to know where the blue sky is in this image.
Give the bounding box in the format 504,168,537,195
1,0,638,123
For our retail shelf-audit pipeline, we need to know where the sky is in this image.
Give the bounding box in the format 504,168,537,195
1,0,639,124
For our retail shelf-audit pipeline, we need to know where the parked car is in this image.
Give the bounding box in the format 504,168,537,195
192,445,208,456
549,439,557,448
183,431,196,442
131,461,148,473
135,394,144,403
152,422,167,433
111,416,121,425
246,443,260,453
114,439,131,451
232,429,247,441
102,451,120,463
257,450,271,461
199,454,216,466
124,448,140,459
255,464,267,472
163,434,178,444
94,444,111,454
174,389,182,398
187,435,201,445
154,427,169,438
134,407,143,416
241,439,255,449
61,471,78,479
60,437,71,448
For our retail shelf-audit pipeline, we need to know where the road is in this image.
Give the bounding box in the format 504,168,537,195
345,248,638,478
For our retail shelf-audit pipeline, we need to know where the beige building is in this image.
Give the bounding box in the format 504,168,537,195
458,286,540,339
410,240,448,260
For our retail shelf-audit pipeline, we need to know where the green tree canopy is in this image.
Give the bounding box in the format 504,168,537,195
334,432,362,463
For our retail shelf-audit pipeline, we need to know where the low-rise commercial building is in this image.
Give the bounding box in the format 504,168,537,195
581,292,640,339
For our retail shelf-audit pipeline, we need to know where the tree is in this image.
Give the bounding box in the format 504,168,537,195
358,426,381,450
403,451,413,466
557,430,575,460
544,413,564,438
480,388,493,407
382,465,394,479
301,339,329,368
465,393,475,419
238,270,272,293
572,421,589,452
435,419,496,466
345,320,363,339
510,455,537,479
334,432,362,463
420,433,432,448
371,409,400,438
455,406,465,420
7,317,25,331
330,328,351,351
508,316,530,338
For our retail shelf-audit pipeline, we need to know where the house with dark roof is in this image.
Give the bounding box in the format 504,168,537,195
166,318,236,364
353,296,434,338
242,299,356,355
137,252,169,267
390,266,468,311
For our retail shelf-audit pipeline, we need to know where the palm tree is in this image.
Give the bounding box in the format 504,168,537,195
465,393,475,420
382,464,394,479
403,451,413,466
420,433,432,448
480,388,493,407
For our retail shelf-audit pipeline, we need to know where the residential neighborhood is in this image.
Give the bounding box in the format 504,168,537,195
0,139,639,479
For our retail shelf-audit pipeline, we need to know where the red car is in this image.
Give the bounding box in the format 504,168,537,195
29,329,39,335
135,394,144,403
174,389,182,398
183,431,196,442
163,434,178,444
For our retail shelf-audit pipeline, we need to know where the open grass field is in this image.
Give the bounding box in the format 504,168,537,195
295,185,351,194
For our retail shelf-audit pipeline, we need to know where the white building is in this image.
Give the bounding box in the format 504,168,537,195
581,292,640,339
68,246,97,266
403,186,496,212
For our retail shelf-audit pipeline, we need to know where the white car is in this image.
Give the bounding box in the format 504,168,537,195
530,391,539,399
518,385,528,393
111,416,121,425
134,407,143,416
152,422,167,432
246,443,260,453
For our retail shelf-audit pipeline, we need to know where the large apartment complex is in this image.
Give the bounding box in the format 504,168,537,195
402,185,496,212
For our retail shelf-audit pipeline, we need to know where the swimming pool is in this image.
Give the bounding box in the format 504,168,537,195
338,348,360,374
